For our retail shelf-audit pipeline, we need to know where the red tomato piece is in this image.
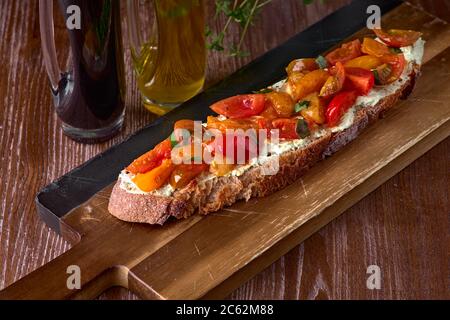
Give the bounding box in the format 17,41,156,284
210,94,266,119
373,29,422,48
127,139,172,174
271,118,299,140
325,39,362,66
326,91,358,127
344,67,375,95
211,132,259,164
381,54,406,83
253,116,273,131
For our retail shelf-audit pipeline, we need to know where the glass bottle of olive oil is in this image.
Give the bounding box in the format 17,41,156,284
127,0,206,115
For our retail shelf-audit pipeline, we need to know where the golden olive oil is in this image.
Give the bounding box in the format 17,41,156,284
131,0,206,115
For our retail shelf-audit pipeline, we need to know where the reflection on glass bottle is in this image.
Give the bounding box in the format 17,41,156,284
128,0,206,115
40,0,125,143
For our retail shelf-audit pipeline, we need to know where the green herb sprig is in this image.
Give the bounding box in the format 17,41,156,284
207,0,318,57
295,100,310,113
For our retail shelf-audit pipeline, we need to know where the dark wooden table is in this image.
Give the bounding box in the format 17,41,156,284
0,0,448,300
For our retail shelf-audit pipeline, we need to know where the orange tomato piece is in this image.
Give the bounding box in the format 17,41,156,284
133,159,175,192
344,55,382,70
361,37,390,57
172,119,200,145
174,119,196,132
288,69,329,101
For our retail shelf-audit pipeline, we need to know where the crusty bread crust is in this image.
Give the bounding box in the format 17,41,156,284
108,65,420,225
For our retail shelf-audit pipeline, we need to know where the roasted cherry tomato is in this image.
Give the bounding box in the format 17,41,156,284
320,62,345,98
325,39,362,66
286,58,318,75
253,116,273,131
210,94,266,119
373,29,422,48
170,163,209,190
127,139,172,175
344,67,375,96
259,105,279,120
133,159,175,192
272,118,299,140
171,137,207,165
326,91,358,127
172,119,200,144
265,92,296,117
344,55,382,70
381,54,406,83
288,69,329,101
361,37,391,57
206,116,260,132
210,132,259,165
300,92,326,125
174,119,196,132
271,118,311,139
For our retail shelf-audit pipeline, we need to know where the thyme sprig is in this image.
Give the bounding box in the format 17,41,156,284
207,0,318,57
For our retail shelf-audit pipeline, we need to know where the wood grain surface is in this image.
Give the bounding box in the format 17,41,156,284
0,0,448,300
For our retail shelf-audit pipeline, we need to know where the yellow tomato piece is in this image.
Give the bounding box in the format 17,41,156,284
300,92,326,125
344,55,382,70
361,37,390,57
265,92,295,118
288,69,329,101
286,58,318,75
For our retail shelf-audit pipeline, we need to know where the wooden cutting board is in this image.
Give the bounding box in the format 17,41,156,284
1,1,449,300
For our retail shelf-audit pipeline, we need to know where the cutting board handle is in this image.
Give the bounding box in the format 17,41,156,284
0,239,123,300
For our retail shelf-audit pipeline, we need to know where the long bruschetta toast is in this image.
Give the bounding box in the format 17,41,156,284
109,29,425,225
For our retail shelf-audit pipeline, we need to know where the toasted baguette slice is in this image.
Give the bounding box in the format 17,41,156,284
108,62,420,225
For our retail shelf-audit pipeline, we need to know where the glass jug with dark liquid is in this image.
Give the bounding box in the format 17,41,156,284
39,0,125,143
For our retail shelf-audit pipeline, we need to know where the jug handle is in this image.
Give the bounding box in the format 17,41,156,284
127,0,146,58
126,0,158,70
39,0,62,93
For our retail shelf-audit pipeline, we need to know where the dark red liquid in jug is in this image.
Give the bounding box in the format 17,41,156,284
56,0,125,139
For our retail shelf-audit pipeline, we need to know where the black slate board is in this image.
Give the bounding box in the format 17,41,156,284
36,0,402,233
